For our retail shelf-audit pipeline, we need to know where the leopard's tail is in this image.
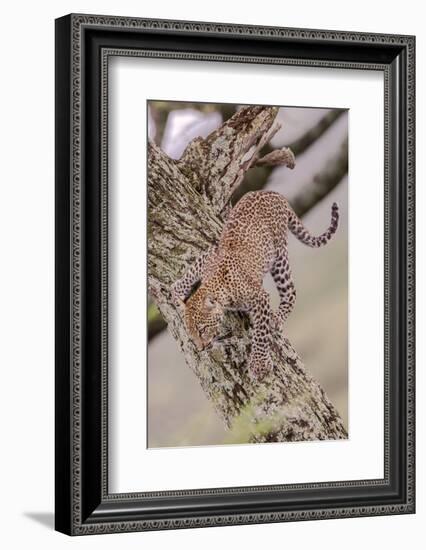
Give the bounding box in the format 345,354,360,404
288,202,339,247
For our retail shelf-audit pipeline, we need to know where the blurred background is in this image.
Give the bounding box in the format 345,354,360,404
147,101,348,448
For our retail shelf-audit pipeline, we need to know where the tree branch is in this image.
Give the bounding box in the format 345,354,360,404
231,108,346,204
177,106,279,210
292,139,348,217
289,109,346,156
148,106,347,441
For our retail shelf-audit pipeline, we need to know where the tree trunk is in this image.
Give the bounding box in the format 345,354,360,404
148,106,347,442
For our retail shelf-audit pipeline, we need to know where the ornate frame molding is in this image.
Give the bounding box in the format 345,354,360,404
55,14,415,535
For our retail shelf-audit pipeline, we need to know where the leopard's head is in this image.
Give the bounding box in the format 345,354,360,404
184,286,223,351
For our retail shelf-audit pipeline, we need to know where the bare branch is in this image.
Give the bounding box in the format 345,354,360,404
288,109,346,156
255,147,296,169
292,139,348,217
231,108,346,204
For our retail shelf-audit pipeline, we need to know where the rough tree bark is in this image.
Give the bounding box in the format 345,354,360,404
148,106,347,442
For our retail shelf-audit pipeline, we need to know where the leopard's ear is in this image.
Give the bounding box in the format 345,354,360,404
204,294,217,310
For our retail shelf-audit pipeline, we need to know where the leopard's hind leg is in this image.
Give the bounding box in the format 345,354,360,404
247,288,274,378
271,247,296,329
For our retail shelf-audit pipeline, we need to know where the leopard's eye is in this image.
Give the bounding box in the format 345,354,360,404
199,326,207,336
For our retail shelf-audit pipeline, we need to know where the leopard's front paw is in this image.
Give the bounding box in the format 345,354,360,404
170,284,186,310
248,353,273,379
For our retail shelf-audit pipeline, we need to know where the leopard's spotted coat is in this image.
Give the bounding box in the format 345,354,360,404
172,191,339,377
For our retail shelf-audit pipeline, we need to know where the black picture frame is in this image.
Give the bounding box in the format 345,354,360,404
55,13,415,535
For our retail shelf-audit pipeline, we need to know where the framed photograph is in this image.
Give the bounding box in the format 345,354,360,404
55,14,415,535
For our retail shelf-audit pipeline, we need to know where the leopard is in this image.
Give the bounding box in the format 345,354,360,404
171,190,339,378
